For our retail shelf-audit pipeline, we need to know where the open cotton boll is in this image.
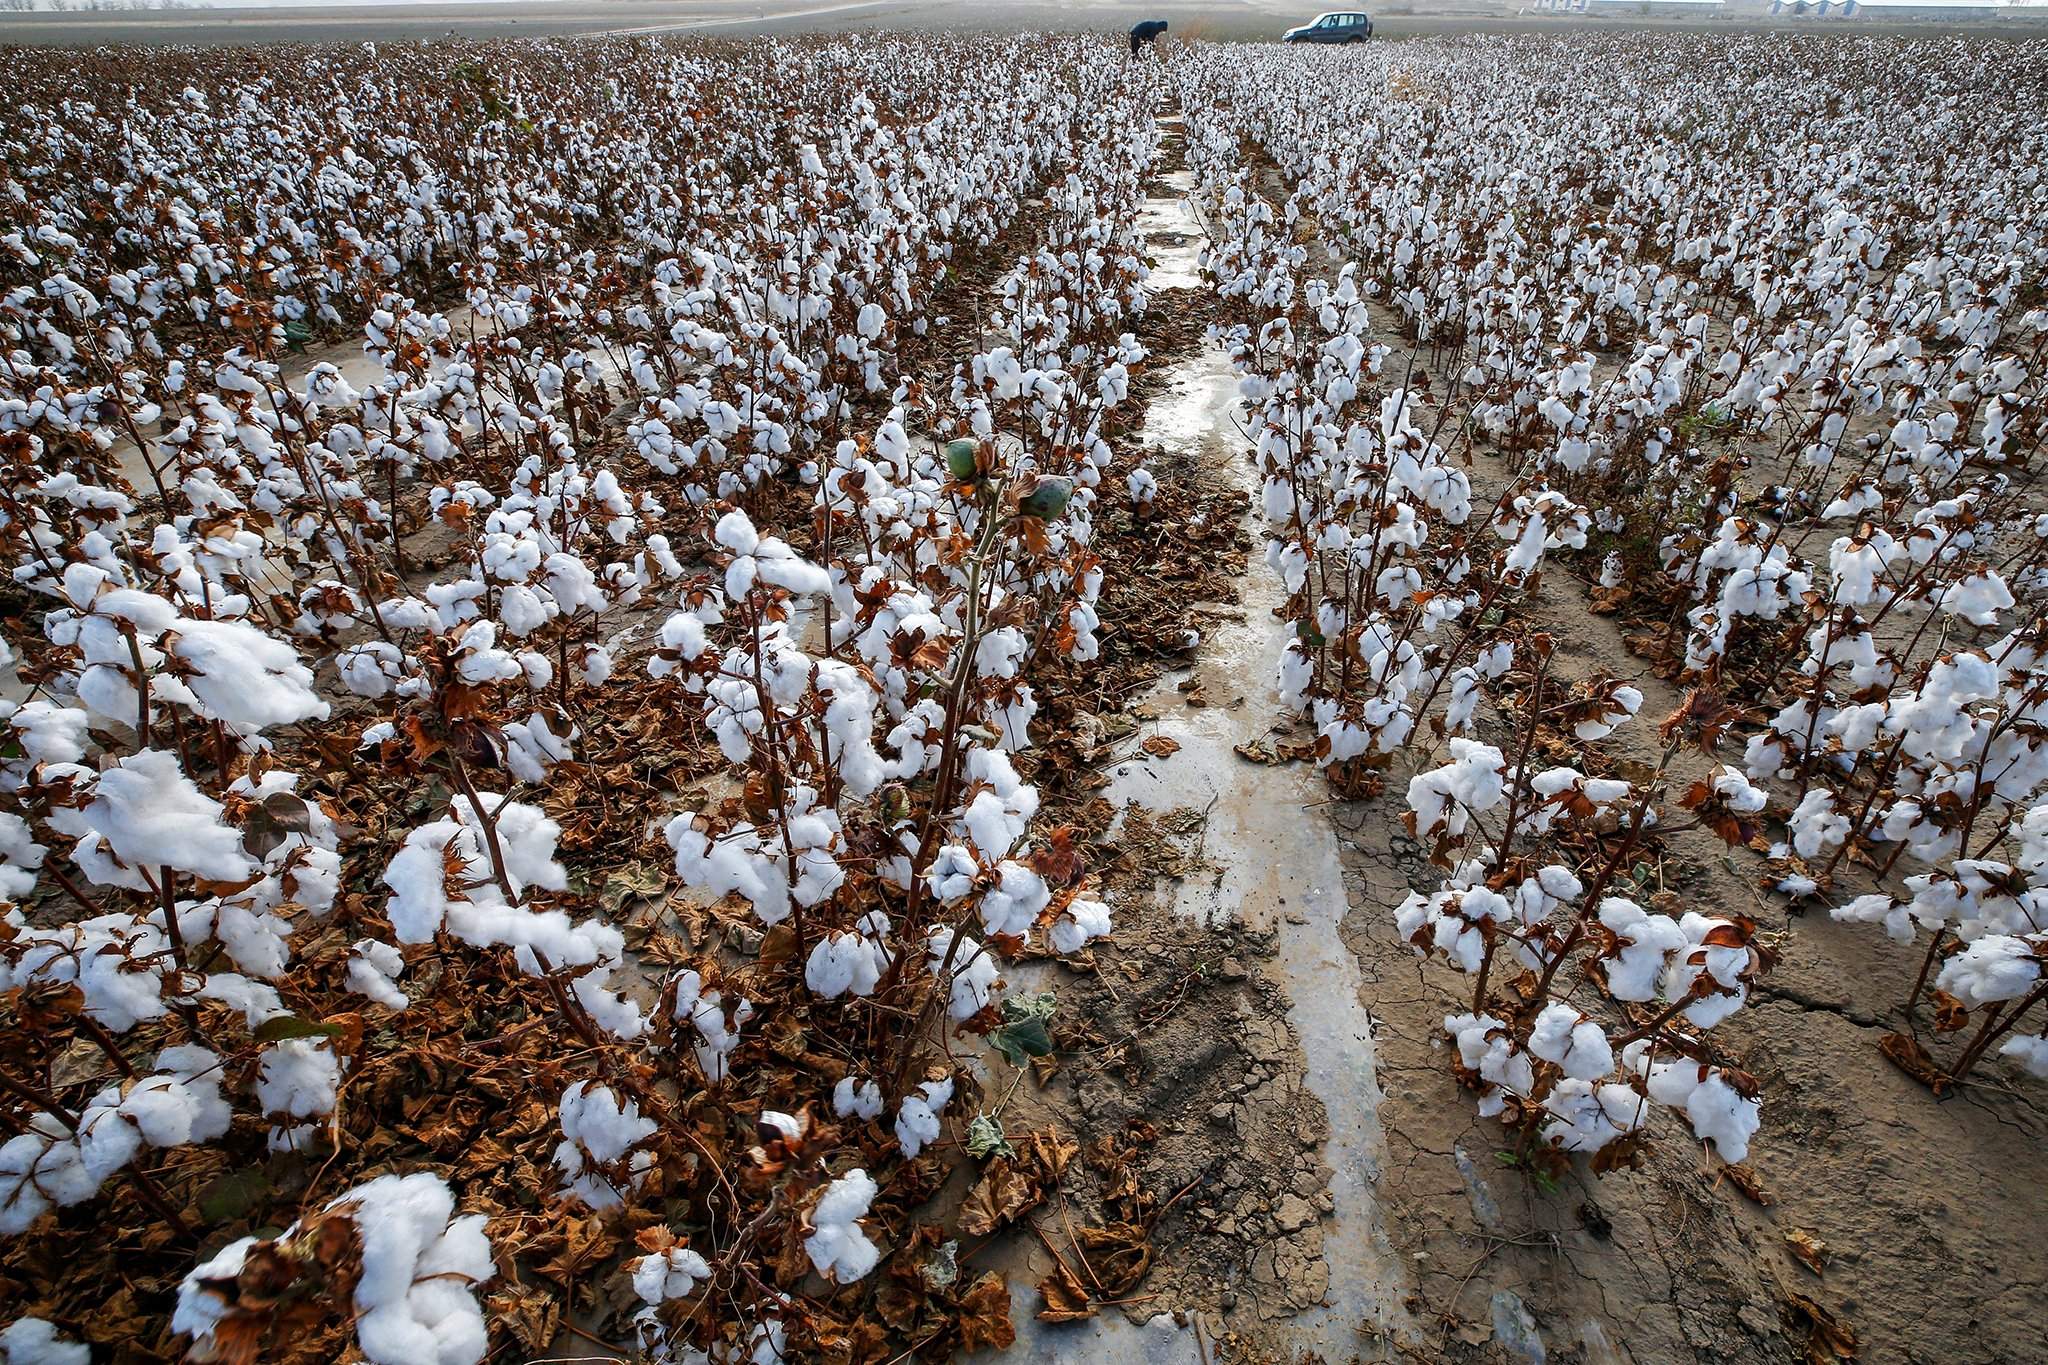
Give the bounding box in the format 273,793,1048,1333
6,702,91,766
804,928,889,998
1677,1071,1761,1163
256,1037,342,1120
163,618,330,730
0,814,47,902
1786,789,1849,859
0,1316,89,1365
833,1076,883,1121
553,1082,658,1209
977,860,1049,937
1999,1034,2048,1078
1527,1004,1615,1081
927,927,999,1021
1666,913,1752,1028
1050,896,1113,954
672,970,754,1083
895,1078,954,1158
1597,898,1687,1001
632,1245,711,1305
804,1169,879,1284
83,749,256,883
1539,1079,1646,1154
349,939,410,1010
1573,686,1642,742
344,1174,494,1365
176,1173,492,1365
1830,893,1918,945
1935,935,2043,1008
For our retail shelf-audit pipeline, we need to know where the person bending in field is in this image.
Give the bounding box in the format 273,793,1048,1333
1130,19,1168,55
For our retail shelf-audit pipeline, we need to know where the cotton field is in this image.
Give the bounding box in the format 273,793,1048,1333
1,22,2045,1365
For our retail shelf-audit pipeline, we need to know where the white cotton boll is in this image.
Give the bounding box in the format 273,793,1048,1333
1527,1004,1614,1081
1830,893,1916,945
714,509,760,556
1710,765,1767,815
632,1245,711,1305
554,1081,658,1209
348,939,410,1010
345,1175,493,1365
1051,897,1113,955
0,814,46,902
172,1236,257,1345
833,1076,883,1121
165,618,330,730
895,1078,954,1158
1598,898,1686,1002
7,702,91,766
257,1038,342,1120
805,930,888,999
927,927,998,1020
1998,1034,2048,1078
1937,570,2014,627
1667,913,1751,1028
1680,1072,1761,1163
84,749,256,883
0,1317,90,1365
1936,935,2043,1008
977,861,1048,937
1573,686,1642,742
923,843,978,905
1787,788,1848,859
804,1169,879,1284
1539,1079,1645,1153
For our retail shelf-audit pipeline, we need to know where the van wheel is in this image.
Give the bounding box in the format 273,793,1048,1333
1346,34,1366,44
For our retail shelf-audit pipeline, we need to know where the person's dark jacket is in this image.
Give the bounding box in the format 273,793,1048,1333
1129,19,1168,53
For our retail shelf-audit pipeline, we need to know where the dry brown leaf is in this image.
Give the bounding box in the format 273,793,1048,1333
1785,1228,1829,1275
956,1272,1015,1351
1720,1162,1775,1206
1878,1030,1947,1092
1075,1221,1152,1297
1783,1290,1858,1363
960,1160,1039,1238
1035,1258,1096,1323
1139,735,1181,758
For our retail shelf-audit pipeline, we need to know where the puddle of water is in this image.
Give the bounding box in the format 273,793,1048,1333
1139,169,1204,292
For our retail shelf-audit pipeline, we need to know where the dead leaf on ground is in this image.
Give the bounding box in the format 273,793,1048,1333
1785,1228,1829,1274
1036,1259,1096,1322
1075,1221,1152,1297
960,1127,1075,1237
1140,735,1181,758
956,1272,1015,1351
1783,1290,1859,1363
1878,1030,1947,1092
1720,1162,1774,1206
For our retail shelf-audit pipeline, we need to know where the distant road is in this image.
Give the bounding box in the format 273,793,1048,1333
2,0,2044,47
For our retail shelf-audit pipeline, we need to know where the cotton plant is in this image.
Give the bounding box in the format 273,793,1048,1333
174,1172,493,1365
1393,681,1770,1171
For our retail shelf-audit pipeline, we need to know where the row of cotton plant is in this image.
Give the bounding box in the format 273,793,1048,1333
1175,29,2048,1142
0,31,1175,1365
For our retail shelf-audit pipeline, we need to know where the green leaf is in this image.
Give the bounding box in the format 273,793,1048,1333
989,1016,1053,1067
253,1014,344,1044
965,1113,1013,1160
198,1168,273,1224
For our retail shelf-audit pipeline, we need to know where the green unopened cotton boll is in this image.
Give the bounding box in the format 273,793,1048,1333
945,439,979,481
1017,475,1074,521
